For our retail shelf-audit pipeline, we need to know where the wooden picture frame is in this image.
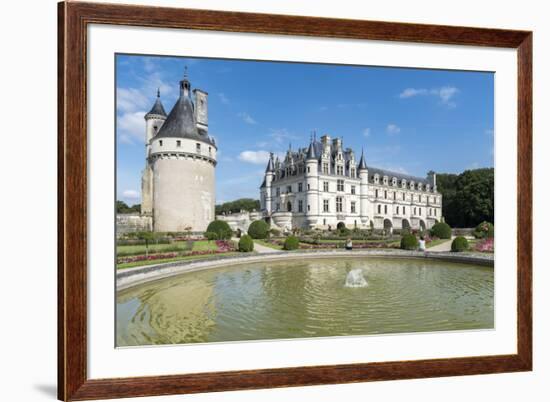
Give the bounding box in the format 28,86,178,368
58,1,532,400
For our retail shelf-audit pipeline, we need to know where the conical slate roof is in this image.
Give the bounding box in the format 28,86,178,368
265,153,274,172
155,79,215,146
306,140,317,159
145,90,167,119
357,149,367,170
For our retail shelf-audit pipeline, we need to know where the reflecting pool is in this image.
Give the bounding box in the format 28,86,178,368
116,257,493,346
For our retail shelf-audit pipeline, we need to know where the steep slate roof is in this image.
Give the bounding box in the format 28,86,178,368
367,166,429,185
155,79,216,146
145,90,167,118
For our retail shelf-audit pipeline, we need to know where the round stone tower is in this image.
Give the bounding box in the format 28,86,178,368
357,149,369,225
305,138,319,228
148,70,217,232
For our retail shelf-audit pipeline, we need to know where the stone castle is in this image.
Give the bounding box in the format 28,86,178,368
140,70,217,232
118,70,442,235
259,135,442,232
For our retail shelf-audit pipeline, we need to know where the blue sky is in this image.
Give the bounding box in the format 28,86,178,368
116,54,494,205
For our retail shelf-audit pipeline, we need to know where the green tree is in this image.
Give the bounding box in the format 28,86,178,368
437,168,494,227
136,231,155,257
215,198,261,215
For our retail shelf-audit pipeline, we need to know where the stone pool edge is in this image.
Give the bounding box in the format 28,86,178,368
116,250,494,291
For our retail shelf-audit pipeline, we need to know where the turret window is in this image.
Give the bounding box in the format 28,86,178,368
196,143,201,153
159,140,163,147
176,140,181,147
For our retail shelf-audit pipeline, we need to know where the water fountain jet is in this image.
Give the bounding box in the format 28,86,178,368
345,269,368,288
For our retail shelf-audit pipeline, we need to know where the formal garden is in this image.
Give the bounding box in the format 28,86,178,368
116,218,494,269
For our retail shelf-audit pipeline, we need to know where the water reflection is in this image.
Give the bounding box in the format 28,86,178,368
117,257,494,346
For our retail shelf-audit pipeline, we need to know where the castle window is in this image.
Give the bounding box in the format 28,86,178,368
298,182,303,192
377,205,381,214
403,206,406,215
287,185,292,193
337,165,343,175
208,146,212,156
396,206,399,215
403,193,406,201
298,200,303,212
337,179,344,191
307,184,310,191
384,205,388,214
322,163,329,174
276,203,280,211
375,189,379,198
159,140,163,147
374,175,379,184
351,168,356,178
323,219,327,225
307,204,311,212
323,200,329,213
307,166,311,173
383,176,388,185
287,202,292,212
418,194,421,202
384,190,387,199
351,201,356,214
336,197,343,213
176,140,181,147
414,207,417,215
323,181,329,192
196,143,201,153
351,185,356,195
276,188,280,196
419,207,422,215
393,192,396,200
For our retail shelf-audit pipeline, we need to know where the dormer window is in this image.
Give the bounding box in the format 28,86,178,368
383,176,388,185
176,140,181,147
374,174,380,184
392,178,397,186
402,180,407,188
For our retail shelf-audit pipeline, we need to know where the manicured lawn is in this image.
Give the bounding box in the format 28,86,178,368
117,252,240,270
191,240,219,252
116,241,190,257
254,239,284,250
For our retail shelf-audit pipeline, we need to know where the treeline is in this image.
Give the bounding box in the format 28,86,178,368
437,168,494,228
116,200,141,214
215,198,260,215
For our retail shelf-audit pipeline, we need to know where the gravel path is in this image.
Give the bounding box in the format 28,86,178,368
428,237,454,252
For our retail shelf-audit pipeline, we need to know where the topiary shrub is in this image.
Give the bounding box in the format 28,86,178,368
238,234,254,252
400,234,418,250
451,236,469,252
473,221,494,239
206,220,232,240
283,235,300,250
336,222,346,230
247,220,270,239
430,222,452,239
204,231,218,241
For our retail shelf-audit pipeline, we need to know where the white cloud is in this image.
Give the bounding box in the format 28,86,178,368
399,88,428,98
122,190,140,199
363,128,371,138
117,87,149,114
268,128,298,144
399,86,459,107
218,93,230,104
118,111,146,143
386,124,401,135
238,112,257,125
238,150,271,164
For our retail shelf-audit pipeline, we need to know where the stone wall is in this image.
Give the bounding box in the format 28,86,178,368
116,214,152,237
216,210,263,232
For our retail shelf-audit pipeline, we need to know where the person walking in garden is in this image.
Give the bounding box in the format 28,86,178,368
418,235,426,252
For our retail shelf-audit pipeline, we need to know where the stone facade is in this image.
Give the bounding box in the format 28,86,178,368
140,72,217,232
260,135,442,232
216,210,264,232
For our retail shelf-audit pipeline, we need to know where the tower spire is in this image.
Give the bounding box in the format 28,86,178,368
358,147,367,170
157,87,160,98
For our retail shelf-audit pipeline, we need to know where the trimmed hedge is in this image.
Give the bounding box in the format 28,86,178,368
283,235,300,250
204,231,218,241
400,234,419,250
238,235,254,252
430,222,452,239
473,221,494,239
451,236,469,252
247,220,270,239
206,220,232,240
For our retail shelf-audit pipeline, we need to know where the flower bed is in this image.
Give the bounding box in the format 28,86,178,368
117,240,236,264
474,238,494,253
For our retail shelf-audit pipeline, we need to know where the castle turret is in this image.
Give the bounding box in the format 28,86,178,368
427,170,437,191
148,69,217,232
305,138,319,228
263,153,275,214
141,89,167,216
358,148,369,225
193,88,208,133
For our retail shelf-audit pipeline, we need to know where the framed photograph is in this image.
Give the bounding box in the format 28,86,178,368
58,1,532,400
